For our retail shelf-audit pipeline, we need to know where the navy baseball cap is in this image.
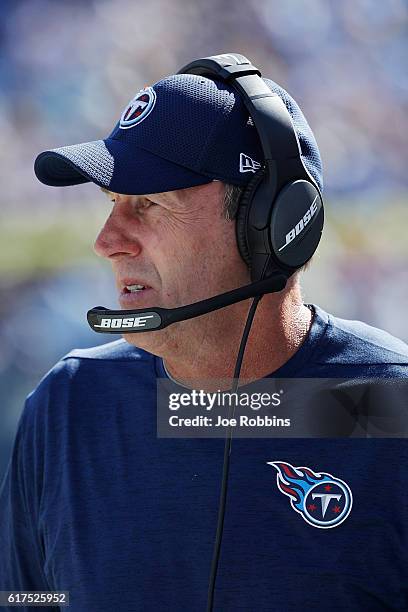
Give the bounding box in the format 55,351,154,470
34,73,323,195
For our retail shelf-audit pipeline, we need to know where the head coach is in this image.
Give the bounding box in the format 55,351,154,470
0,54,407,611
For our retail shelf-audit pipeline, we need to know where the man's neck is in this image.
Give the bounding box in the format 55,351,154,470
161,282,313,388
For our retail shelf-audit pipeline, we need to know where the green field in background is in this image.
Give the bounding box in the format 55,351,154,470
1,198,407,277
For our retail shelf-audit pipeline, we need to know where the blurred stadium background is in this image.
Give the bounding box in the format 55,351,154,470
1,0,407,480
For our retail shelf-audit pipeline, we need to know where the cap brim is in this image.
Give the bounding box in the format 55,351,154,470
34,138,213,195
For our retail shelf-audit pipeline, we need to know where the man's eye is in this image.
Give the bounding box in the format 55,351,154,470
135,199,157,210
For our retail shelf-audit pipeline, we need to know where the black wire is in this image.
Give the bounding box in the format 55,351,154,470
206,294,263,612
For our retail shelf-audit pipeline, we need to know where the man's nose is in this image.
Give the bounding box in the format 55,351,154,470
93,208,142,259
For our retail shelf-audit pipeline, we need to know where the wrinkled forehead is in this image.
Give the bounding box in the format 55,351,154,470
99,181,223,205
100,186,172,202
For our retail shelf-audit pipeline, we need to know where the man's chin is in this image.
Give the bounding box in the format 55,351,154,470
121,315,191,356
121,329,167,357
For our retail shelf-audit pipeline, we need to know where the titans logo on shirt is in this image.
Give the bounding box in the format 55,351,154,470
268,461,353,529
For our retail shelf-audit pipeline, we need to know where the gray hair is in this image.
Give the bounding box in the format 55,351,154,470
222,183,244,220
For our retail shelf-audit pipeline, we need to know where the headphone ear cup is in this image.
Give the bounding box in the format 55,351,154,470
235,169,265,267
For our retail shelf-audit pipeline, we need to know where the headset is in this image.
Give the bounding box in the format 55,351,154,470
87,53,324,611
179,53,323,284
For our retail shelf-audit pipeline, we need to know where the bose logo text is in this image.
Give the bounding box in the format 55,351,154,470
278,195,319,252
94,315,155,329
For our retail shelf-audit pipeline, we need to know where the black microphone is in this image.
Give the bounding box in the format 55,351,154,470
87,272,287,333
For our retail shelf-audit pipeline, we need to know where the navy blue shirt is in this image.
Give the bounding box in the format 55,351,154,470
1,305,407,611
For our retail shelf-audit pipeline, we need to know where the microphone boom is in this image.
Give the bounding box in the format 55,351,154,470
87,273,287,333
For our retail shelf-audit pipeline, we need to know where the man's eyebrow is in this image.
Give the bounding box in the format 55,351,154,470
145,191,178,205
100,187,114,199
98,187,175,206
99,186,156,198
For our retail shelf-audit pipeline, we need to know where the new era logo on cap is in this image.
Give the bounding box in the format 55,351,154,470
240,152,261,173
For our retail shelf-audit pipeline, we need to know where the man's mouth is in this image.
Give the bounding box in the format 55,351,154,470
124,284,147,293
119,281,154,307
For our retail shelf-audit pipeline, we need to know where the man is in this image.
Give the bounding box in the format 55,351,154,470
0,56,407,611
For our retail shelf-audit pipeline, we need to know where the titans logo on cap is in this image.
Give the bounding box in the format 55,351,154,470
120,86,157,129
267,461,353,529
